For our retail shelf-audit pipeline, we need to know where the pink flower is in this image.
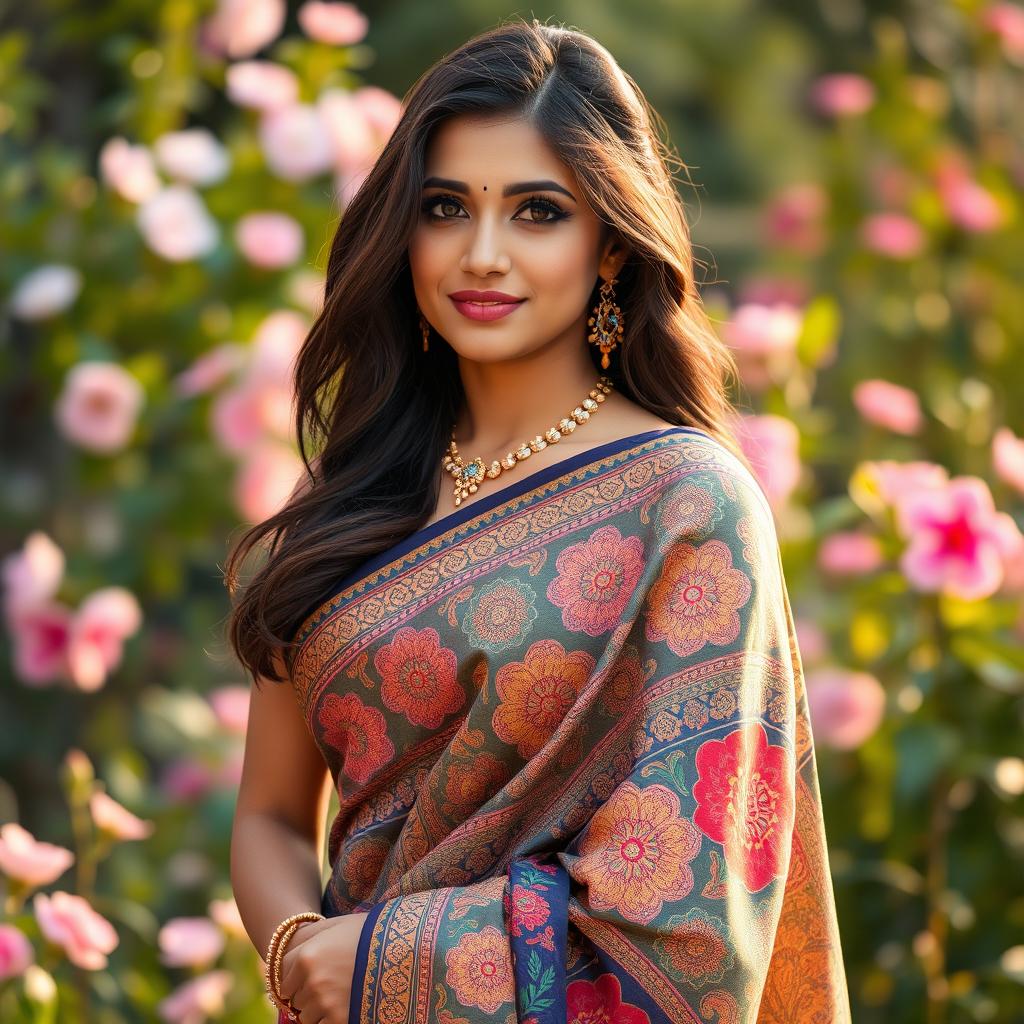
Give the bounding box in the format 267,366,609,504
225,60,299,111
206,0,285,58
54,362,145,454
733,413,802,507
860,212,926,259
259,104,334,182
982,3,1024,63
810,73,876,117
794,616,827,665
0,925,34,980
9,603,74,686
137,185,220,262
805,668,886,750
852,379,923,435
858,459,949,508
993,426,1024,495
208,897,246,938
317,88,380,176
723,302,802,392
66,587,143,692
234,212,304,269
10,265,82,321
157,969,233,1024
0,823,74,887
2,531,64,619
818,531,885,576
33,891,118,971
90,791,155,842
249,309,307,382
934,153,1005,232
153,129,230,186
297,1,368,45
353,85,403,139
158,917,226,968
99,137,161,203
763,182,828,255
235,443,305,522
207,685,250,734
160,758,215,803
895,476,1024,599
172,343,247,398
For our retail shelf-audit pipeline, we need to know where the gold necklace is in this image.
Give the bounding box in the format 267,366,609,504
442,375,615,507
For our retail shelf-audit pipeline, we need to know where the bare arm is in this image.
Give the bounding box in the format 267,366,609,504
230,648,333,960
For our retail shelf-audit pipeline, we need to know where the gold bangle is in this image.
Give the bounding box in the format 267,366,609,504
264,912,324,1015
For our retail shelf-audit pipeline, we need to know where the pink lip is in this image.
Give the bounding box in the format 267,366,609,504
449,296,526,322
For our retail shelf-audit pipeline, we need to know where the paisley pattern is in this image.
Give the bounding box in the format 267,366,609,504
278,427,851,1024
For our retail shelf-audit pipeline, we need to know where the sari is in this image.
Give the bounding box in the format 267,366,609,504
284,426,851,1024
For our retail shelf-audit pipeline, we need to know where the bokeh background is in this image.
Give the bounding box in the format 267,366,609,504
2,1,1024,1021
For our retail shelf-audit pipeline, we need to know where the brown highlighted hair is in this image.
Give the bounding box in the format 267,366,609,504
223,16,741,686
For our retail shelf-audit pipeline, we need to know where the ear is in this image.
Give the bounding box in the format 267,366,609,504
597,231,631,283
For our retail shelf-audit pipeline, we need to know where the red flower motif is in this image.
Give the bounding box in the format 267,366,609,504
374,626,464,728
567,973,650,1024
692,722,793,893
317,691,395,785
508,884,550,935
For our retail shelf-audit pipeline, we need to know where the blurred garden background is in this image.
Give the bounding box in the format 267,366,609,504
2,0,1024,1021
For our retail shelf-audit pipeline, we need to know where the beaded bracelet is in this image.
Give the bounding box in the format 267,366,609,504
264,911,325,1017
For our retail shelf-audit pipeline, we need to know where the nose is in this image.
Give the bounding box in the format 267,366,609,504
459,212,512,277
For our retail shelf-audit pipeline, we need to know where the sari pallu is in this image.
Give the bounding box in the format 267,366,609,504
285,426,852,1024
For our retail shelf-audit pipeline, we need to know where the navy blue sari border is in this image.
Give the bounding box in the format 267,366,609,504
347,900,385,1024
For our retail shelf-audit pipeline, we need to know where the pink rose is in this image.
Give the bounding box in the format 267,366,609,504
153,128,230,186
763,182,828,255
317,88,380,176
8,602,74,687
806,668,886,750
2,531,64,619
172,343,247,398
33,891,118,971
90,791,155,842
0,924,34,980
99,137,161,203
818,531,885,576
733,413,802,508
10,265,82,321
982,3,1024,63
810,73,876,117
993,426,1024,495
208,897,247,938
136,185,220,262
206,0,285,59
208,685,250,734
723,302,802,391
54,361,145,454
259,104,334,182
160,758,216,803
66,586,143,692
234,211,304,269
157,970,233,1023
158,917,226,968
860,212,926,259
0,823,74,888
235,443,305,522
297,1,368,45
225,60,299,111
852,379,923,436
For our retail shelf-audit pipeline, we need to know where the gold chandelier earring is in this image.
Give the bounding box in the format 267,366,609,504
587,276,624,370
419,312,430,352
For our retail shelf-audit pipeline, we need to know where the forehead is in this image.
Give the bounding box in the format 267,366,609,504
423,113,570,183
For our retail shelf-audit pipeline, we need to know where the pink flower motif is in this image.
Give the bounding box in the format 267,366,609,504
90,791,155,842
297,1,369,45
10,264,83,320
818,531,885,576
852,379,923,435
8,602,74,687
860,212,926,259
993,426,1024,495
0,925,34,980
153,128,230,186
810,72,876,117
234,443,305,523
762,182,828,255
33,891,118,971
205,0,285,59
259,104,334,182
157,969,233,1023
66,586,143,692
2,531,64,619
172,343,247,398
158,917,226,968
136,185,220,262
208,685,250,734
54,361,145,454
805,668,886,750
234,211,304,269
895,475,1024,599
982,3,1024,63
225,60,299,111
733,413,802,508
0,823,74,888
99,137,161,203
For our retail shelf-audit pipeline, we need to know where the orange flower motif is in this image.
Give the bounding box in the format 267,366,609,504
644,539,752,657
492,639,596,759
547,525,646,635
572,781,701,924
374,626,464,728
444,924,514,1013
317,691,395,785
442,753,510,817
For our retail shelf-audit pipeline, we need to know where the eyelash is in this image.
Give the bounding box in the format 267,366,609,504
420,193,569,224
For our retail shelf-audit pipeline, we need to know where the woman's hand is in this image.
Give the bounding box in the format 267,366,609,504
278,912,370,1024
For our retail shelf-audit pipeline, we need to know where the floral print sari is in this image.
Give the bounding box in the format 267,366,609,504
283,426,851,1024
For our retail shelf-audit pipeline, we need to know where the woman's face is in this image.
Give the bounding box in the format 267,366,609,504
409,113,625,364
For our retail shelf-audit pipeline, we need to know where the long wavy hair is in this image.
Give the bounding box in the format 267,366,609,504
223,17,743,687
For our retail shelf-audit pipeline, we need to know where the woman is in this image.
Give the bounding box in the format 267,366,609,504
226,18,851,1024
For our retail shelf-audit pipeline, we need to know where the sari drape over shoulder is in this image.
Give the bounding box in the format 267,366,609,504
285,427,851,1024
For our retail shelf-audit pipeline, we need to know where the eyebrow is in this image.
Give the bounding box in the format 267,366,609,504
422,176,577,203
